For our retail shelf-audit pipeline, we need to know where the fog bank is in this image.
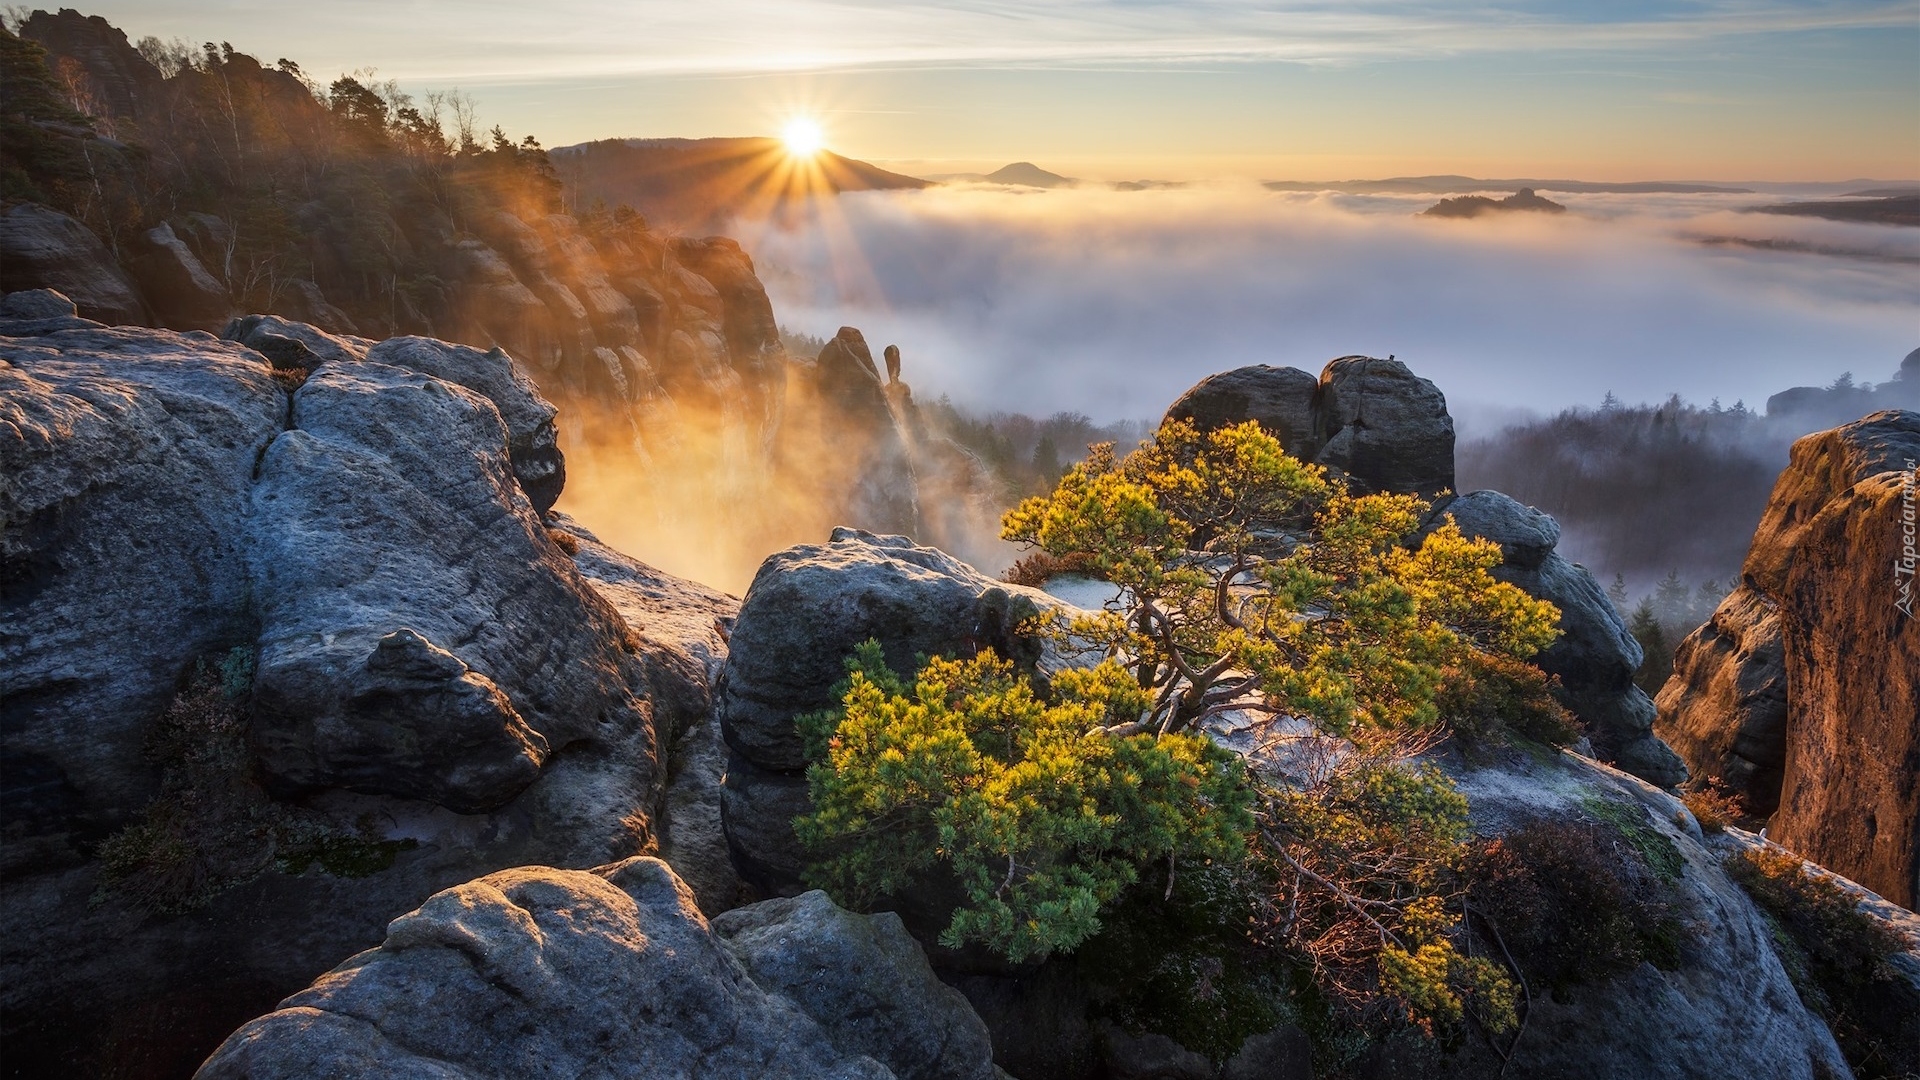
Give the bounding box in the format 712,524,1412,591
735,183,1916,426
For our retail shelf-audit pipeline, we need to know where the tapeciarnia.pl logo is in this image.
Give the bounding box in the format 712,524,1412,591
1898,458,1917,619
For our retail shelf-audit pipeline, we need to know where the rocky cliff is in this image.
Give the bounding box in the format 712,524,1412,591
0,296,737,1075
1657,410,1920,908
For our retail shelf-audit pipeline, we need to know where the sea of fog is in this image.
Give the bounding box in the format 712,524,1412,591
731,183,1918,431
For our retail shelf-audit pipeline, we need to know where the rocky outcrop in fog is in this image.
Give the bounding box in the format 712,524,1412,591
1657,409,1920,908
1164,356,1455,498
709,515,1881,1080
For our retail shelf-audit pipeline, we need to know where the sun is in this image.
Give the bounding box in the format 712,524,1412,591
781,117,825,158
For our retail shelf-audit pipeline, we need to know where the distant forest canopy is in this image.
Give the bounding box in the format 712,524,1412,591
1,10,570,336
1459,353,1919,640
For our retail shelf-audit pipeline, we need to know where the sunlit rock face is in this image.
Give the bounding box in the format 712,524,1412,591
0,308,737,1077
1659,409,1920,908
0,204,147,325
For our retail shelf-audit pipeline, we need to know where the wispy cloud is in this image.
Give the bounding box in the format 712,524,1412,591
98,0,1919,81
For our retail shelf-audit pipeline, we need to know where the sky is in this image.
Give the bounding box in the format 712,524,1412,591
66,0,1920,181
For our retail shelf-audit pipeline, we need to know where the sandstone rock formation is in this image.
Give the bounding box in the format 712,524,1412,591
718,528,1062,895
128,221,229,329
0,203,146,325
1657,410,1920,907
197,858,1000,1080
1163,356,1455,498
0,308,735,1076
1429,490,1688,786
1314,355,1456,497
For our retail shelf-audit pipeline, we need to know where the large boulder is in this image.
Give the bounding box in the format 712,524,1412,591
196,859,999,1080
1427,491,1688,786
128,221,229,329
1412,747,1857,1080
1656,410,1920,906
1162,365,1320,458
718,528,1059,894
713,890,999,1080
0,288,100,335
0,203,146,325
246,361,649,814
220,313,372,369
1162,356,1454,498
1314,355,1456,497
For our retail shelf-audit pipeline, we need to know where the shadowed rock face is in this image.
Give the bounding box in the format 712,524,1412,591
195,859,999,1080
245,360,648,813
1426,491,1688,787
0,204,146,325
1162,356,1455,499
1657,409,1920,907
1163,364,1322,458
1315,355,1456,498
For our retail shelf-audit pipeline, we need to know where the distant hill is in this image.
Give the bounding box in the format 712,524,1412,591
1422,188,1567,218
1840,187,1920,198
927,161,1079,187
1749,195,1920,227
552,137,931,227
1265,175,1753,195
984,162,1074,187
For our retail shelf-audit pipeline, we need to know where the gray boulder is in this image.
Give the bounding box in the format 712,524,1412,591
1,328,285,850
718,528,1061,895
1160,356,1455,498
0,288,103,335
1314,355,1455,497
714,890,998,1080
129,221,228,329
0,203,146,325
221,313,371,369
1162,364,1321,459
2,321,735,1077
1422,748,1853,1080
364,336,566,515
246,361,650,814
197,859,998,1080
1429,491,1687,786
